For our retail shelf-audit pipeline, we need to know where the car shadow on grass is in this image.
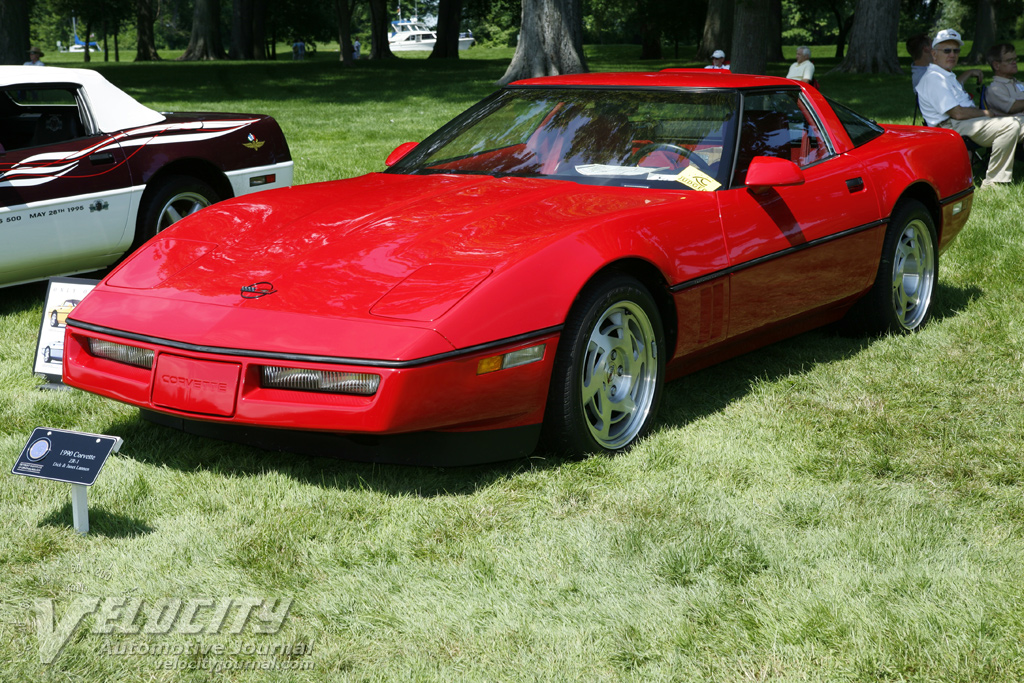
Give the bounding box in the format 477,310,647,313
95,281,980,497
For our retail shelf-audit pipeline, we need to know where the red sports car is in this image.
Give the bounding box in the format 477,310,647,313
0,66,292,289
62,70,973,465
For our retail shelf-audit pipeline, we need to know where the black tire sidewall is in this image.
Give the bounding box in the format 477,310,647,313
133,175,220,252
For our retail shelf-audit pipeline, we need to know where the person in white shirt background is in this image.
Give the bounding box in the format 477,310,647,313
786,46,814,83
916,28,1024,188
705,50,729,70
24,47,44,66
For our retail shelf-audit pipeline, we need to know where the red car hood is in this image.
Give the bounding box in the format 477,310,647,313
76,173,698,359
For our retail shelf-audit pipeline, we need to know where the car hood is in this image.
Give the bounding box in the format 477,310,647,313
78,173,700,358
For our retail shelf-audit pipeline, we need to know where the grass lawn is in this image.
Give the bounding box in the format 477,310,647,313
2,45,1024,681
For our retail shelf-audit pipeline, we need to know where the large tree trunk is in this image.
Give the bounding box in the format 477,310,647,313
640,20,662,60
429,0,464,59
252,0,267,59
966,0,998,65
229,0,254,59
368,0,396,59
0,0,29,66
832,10,853,60
833,0,900,73
84,22,93,62
730,0,769,75
135,0,161,61
498,0,587,85
766,0,783,61
336,0,354,64
181,0,226,60
697,0,733,62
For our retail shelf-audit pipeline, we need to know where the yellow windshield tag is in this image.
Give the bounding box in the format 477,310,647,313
674,166,721,191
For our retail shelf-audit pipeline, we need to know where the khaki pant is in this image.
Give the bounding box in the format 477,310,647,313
944,116,1024,185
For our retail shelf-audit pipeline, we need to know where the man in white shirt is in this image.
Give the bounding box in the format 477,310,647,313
984,43,1024,116
916,28,1024,188
907,33,981,90
705,50,729,70
786,47,814,83
24,47,45,66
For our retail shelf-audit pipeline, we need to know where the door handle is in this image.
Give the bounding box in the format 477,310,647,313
845,177,865,193
89,152,115,165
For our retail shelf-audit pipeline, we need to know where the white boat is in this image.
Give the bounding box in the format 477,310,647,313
389,19,473,51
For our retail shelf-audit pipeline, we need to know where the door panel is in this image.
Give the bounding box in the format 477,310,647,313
720,90,883,337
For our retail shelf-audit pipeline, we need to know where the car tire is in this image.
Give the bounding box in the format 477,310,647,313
50,311,58,327
544,276,666,456
134,175,220,249
852,199,938,335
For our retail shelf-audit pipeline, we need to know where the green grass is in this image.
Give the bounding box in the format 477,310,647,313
3,45,1024,681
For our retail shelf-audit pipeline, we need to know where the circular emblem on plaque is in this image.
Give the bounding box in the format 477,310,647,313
27,437,52,462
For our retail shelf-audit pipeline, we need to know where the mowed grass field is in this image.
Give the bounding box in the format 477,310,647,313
2,45,1024,681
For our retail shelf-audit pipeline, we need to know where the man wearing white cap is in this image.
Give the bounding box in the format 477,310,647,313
705,50,729,70
916,28,1024,188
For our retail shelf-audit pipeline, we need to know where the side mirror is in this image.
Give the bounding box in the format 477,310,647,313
385,141,419,167
745,156,805,192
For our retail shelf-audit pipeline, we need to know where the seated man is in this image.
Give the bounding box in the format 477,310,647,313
916,29,1024,188
907,33,982,90
705,50,730,70
985,43,1024,116
786,47,814,83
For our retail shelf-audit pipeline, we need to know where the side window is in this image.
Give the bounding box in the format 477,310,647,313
0,86,87,151
732,90,833,186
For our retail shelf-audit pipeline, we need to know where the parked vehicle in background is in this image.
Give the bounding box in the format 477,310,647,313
0,67,293,289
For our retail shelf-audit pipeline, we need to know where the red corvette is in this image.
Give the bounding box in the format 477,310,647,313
63,70,973,464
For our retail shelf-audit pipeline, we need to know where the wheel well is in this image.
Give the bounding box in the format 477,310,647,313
141,160,234,209
575,259,678,354
893,183,942,239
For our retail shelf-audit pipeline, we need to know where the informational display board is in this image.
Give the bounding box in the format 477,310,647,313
12,427,120,486
33,277,99,385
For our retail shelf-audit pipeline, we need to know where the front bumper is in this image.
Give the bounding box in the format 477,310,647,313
63,324,557,439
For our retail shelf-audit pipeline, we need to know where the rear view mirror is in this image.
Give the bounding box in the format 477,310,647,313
745,156,805,192
385,141,419,167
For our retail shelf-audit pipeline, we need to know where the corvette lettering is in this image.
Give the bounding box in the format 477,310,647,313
160,375,228,393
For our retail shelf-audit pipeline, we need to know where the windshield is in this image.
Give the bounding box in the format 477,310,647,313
390,88,740,191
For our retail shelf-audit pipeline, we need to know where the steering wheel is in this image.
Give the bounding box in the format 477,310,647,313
630,142,714,175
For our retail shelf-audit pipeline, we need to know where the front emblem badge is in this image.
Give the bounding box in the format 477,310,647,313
241,281,276,299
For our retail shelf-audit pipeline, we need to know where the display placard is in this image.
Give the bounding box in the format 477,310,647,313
33,277,99,385
12,427,120,486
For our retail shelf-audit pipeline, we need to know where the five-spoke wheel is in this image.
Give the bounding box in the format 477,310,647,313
545,276,665,455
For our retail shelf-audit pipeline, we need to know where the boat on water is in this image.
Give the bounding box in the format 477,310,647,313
389,19,474,51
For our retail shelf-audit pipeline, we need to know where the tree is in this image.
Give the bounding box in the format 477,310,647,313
368,0,396,58
229,0,268,59
730,0,769,75
832,0,900,73
697,0,733,62
429,0,464,59
965,0,998,65
498,0,587,85
767,0,784,61
135,0,161,60
336,0,357,64
181,0,226,60
0,0,30,66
